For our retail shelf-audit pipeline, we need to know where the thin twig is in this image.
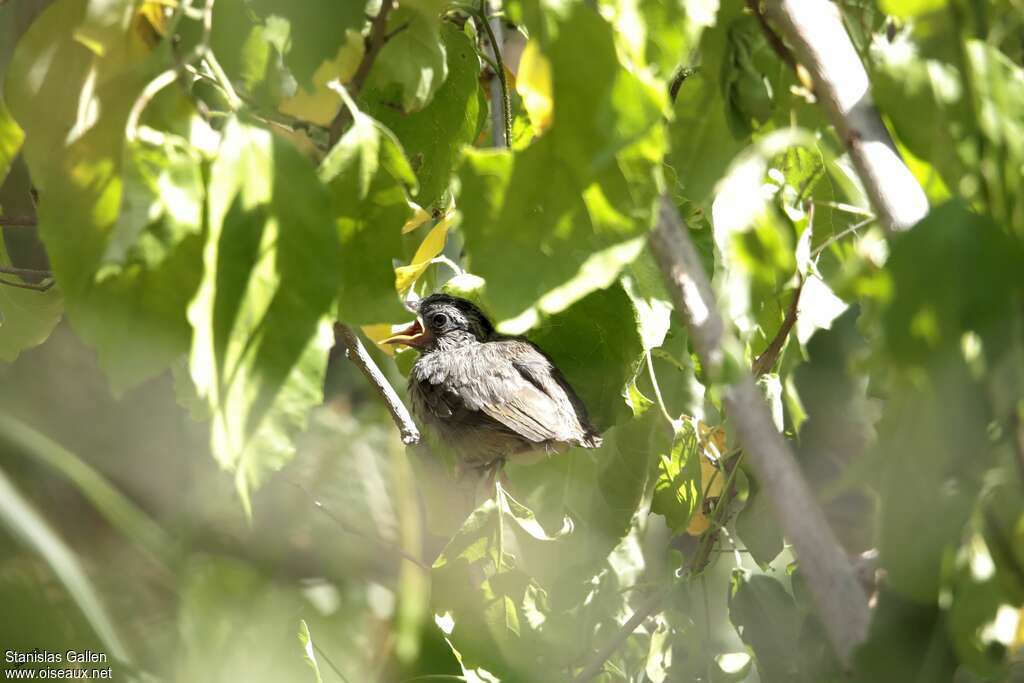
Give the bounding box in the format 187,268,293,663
334,324,421,446
328,0,397,146
745,0,799,73
0,216,37,227
0,266,51,277
573,587,673,681
645,350,677,429
574,445,744,681
295,482,429,570
0,277,53,292
811,215,875,258
312,641,352,683
668,65,697,102
128,0,221,142
752,277,804,377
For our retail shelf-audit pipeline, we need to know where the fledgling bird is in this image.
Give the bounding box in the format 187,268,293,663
383,294,602,473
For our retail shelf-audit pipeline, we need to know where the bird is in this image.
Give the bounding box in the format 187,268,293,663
383,293,603,474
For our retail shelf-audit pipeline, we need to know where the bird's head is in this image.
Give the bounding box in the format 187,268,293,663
383,294,495,351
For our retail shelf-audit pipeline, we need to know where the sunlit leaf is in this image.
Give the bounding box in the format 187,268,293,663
188,120,338,509
516,40,553,134
651,420,702,534
0,238,62,363
366,5,448,113
394,214,454,295
319,89,416,325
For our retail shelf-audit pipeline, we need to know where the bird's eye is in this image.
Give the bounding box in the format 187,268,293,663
429,313,449,328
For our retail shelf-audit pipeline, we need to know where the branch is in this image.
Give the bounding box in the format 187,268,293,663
328,0,396,146
0,215,37,227
334,324,420,446
745,0,798,74
752,277,803,377
667,65,697,102
648,196,868,665
0,277,53,292
573,587,672,682
763,0,928,233
478,3,512,148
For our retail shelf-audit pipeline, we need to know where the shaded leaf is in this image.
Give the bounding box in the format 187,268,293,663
364,23,484,208
457,4,666,322
525,283,644,430
319,91,416,325
852,588,957,683
0,238,62,363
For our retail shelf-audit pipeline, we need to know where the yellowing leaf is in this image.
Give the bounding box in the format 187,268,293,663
686,423,728,536
278,30,364,126
136,0,173,46
402,205,432,234
362,323,399,357
515,40,553,135
394,214,454,294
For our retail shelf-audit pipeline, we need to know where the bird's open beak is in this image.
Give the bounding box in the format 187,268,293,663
382,318,432,348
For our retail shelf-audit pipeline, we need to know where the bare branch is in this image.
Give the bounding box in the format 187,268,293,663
0,215,37,227
328,0,396,146
334,323,420,446
648,196,869,665
752,277,803,377
745,0,798,74
573,587,672,682
0,277,53,292
764,0,928,232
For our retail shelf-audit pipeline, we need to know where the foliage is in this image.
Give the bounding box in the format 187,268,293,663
1,0,1023,681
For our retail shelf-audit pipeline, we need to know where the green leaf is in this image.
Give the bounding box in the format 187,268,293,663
434,409,665,678
188,120,339,510
852,589,957,683
248,0,368,88
0,99,23,186
430,489,550,679
366,5,448,113
178,556,375,682
5,0,204,392
319,95,416,325
457,4,666,322
525,283,645,430
791,310,875,554
651,420,702,534
882,202,1023,364
728,572,806,683
209,0,296,107
875,358,990,601
734,480,783,565
298,620,324,683
878,0,948,18
869,34,973,195
667,9,748,207
946,537,1006,678
105,137,205,267
363,23,484,209
0,235,62,363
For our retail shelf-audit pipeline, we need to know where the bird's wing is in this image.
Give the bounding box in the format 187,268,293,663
450,342,577,444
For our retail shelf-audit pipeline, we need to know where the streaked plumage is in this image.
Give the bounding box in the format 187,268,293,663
384,294,602,470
